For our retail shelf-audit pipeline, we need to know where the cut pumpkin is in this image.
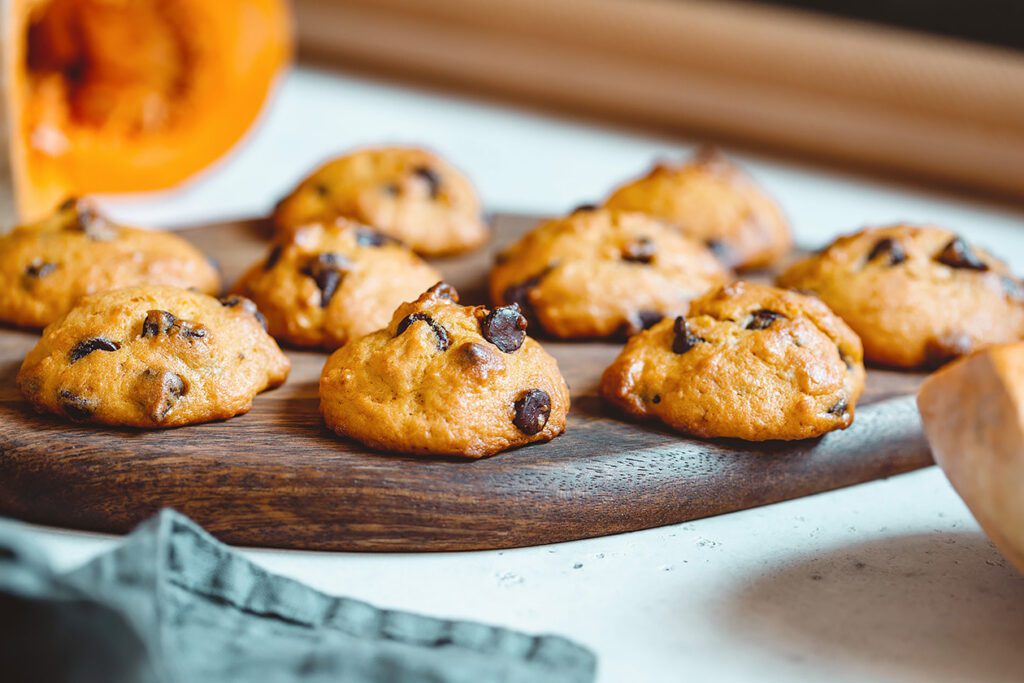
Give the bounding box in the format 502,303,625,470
1,0,291,222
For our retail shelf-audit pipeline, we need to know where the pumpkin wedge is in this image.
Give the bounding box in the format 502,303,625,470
0,0,291,224
917,342,1024,574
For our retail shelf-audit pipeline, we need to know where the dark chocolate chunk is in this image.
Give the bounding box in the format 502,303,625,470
828,398,848,417
745,309,782,330
652,394,662,404
264,244,284,271
175,321,208,339
936,237,988,271
138,369,187,423
355,228,399,247
866,238,907,266
513,389,552,435
572,203,598,213
60,198,116,241
219,296,268,330
396,312,451,351
637,310,664,330
69,337,120,363
314,183,329,197
24,259,58,279
142,310,176,338
622,237,656,264
301,252,351,308
58,389,97,421
480,304,528,353
618,310,665,337
413,166,442,199
502,266,554,328
672,316,704,354
426,281,459,302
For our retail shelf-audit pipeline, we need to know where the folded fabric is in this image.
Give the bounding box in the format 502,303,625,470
0,509,597,683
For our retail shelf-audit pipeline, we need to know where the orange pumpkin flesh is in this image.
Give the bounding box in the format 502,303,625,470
4,0,291,221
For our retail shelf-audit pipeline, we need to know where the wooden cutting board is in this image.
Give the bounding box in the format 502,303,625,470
0,215,933,551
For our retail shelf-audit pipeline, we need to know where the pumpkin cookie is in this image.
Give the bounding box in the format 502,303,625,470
603,147,791,270
0,198,221,329
601,282,864,441
273,147,487,256
778,224,1024,368
233,219,441,349
320,283,570,458
490,207,730,338
18,285,289,427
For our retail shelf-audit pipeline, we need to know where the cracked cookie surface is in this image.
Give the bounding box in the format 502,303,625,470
0,198,221,329
603,147,791,270
320,283,570,457
18,285,289,427
489,207,730,339
232,219,441,349
778,224,1024,368
273,147,488,256
600,281,865,441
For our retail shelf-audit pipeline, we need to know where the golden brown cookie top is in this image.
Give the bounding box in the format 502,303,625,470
232,219,442,349
0,198,221,329
778,224,1024,368
273,146,487,256
18,285,289,427
601,281,865,441
320,283,570,458
603,147,791,270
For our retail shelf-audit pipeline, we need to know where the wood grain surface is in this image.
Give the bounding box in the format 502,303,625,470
0,215,933,551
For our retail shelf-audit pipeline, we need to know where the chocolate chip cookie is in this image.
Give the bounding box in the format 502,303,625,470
0,198,221,329
18,286,290,427
603,147,791,270
320,283,570,457
601,282,864,441
232,219,442,349
489,207,730,338
273,147,488,256
778,224,1024,368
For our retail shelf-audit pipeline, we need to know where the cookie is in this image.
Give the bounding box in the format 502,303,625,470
232,219,442,349
320,282,570,458
18,285,290,427
777,224,1024,368
489,207,730,338
600,281,865,441
273,147,488,256
0,198,221,329
603,147,791,270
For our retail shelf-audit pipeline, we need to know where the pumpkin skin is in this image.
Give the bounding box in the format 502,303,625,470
1,0,292,222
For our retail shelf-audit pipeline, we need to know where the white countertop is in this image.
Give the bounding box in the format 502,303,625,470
19,67,1024,683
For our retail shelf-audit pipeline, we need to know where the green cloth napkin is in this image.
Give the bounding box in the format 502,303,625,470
0,510,597,683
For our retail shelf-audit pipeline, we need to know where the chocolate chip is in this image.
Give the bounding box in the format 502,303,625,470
502,266,554,326
572,203,598,213
827,398,848,417
314,183,329,197
745,309,782,330
413,166,442,199
58,389,97,421
936,237,988,271
136,369,187,423
219,296,268,330
396,312,451,351
637,310,664,330
24,259,58,279
622,237,656,264
706,239,731,262
1002,276,1024,302
426,281,459,302
301,252,351,308
142,310,176,337
513,389,552,435
866,238,907,266
652,394,662,404
355,228,399,247
264,244,284,271
455,341,504,378
672,316,704,354
481,304,528,353
69,337,120,363
60,198,116,241
175,321,208,339
57,197,78,212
